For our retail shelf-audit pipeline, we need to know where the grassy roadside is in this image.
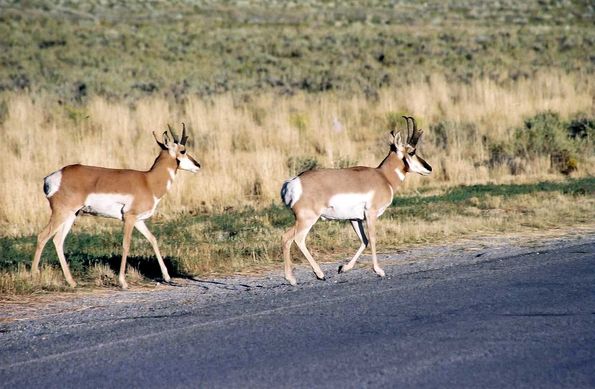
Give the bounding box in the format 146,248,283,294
1,177,593,295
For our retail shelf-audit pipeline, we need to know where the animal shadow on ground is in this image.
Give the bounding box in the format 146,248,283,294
69,253,194,285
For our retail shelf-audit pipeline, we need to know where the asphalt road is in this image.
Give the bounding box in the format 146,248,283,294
1,237,594,388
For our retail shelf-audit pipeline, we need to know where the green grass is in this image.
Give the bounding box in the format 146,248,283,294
395,177,595,208
1,177,593,291
0,0,593,101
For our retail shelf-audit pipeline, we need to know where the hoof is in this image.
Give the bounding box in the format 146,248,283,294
68,281,77,288
374,268,386,278
285,277,297,286
338,265,344,274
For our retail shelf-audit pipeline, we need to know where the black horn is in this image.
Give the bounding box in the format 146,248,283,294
402,116,411,144
167,124,179,143
180,122,189,146
406,116,424,146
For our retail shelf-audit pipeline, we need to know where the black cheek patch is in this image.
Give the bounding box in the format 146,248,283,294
419,156,432,172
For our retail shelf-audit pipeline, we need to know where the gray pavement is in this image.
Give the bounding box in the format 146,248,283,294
1,234,594,388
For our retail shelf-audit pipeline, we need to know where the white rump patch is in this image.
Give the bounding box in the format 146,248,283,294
321,192,373,221
44,170,62,198
81,193,134,220
281,177,303,207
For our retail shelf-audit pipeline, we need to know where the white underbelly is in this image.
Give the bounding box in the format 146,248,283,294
81,193,133,220
320,192,372,221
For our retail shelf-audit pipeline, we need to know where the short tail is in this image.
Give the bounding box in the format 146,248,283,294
280,177,302,208
43,170,62,198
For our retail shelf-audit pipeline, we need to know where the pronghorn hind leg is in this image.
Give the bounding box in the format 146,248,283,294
119,214,136,289
293,215,325,281
52,213,77,287
282,225,297,286
338,220,369,274
134,220,171,282
365,210,385,277
32,211,70,275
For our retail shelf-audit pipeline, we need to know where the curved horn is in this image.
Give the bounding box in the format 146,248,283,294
407,116,424,146
167,124,179,143
180,122,188,145
402,116,411,144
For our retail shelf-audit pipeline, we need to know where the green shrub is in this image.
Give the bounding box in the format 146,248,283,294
512,111,594,174
514,111,572,157
567,116,595,140
286,155,319,175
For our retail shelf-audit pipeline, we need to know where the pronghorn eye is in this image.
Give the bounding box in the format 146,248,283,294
408,151,415,156
180,150,186,154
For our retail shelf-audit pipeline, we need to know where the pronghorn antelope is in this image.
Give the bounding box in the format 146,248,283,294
281,116,432,286
32,124,201,289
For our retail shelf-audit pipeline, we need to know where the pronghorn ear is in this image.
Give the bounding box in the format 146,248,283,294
152,131,168,150
393,131,403,146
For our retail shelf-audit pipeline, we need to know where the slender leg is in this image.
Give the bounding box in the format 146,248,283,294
294,215,325,281
52,213,77,287
282,225,297,286
365,210,385,277
338,220,369,273
134,220,171,282
119,214,136,289
32,211,70,274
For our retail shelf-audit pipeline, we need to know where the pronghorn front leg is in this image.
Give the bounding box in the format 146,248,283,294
365,210,385,277
119,214,136,289
134,220,171,282
338,220,369,274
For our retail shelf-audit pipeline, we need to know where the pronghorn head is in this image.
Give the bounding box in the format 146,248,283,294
153,123,201,173
390,116,432,176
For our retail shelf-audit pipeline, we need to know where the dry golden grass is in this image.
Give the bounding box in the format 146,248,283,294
0,70,593,238
0,264,69,295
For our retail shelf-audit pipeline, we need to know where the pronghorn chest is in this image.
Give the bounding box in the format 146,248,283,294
320,192,374,221
80,193,134,220
137,197,160,221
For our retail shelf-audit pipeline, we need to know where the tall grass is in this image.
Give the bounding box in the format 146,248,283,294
0,71,593,236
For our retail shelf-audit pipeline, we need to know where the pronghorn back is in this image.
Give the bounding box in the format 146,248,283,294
281,167,393,213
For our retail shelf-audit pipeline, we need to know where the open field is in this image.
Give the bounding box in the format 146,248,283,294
0,0,593,99
0,1,594,294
